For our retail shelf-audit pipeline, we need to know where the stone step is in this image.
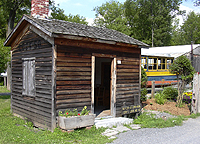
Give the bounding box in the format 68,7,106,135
95,117,133,128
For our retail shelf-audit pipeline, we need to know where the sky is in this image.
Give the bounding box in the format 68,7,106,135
53,0,200,25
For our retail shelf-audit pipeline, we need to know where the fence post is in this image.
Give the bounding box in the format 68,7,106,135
151,80,155,98
192,73,200,114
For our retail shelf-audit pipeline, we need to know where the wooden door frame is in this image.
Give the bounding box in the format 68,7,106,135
91,53,116,117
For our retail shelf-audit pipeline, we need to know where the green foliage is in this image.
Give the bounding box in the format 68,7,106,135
134,112,184,128
59,106,90,118
154,92,166,105
50,2,88,25
0,96,112,144
162,87,178,100
141,88,148,102
93,1,131,36
141,67,148,102
0,39,10,73
181,11,200,44
170,55,195,81
124,0,182,47
0,86,10,93
141,66,148,88
169,55,195,107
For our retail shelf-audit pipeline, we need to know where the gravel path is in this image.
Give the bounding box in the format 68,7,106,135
111,117,200,144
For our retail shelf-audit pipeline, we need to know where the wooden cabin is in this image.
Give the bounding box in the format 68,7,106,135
4,14,148,131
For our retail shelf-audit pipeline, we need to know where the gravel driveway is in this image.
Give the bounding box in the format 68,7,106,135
111,117,200,144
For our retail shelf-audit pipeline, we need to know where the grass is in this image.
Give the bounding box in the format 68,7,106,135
0,95,113,144
133,112,199,128
0,86,10,93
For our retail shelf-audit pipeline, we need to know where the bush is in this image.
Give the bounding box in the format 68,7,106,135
141,66,148,102
155,92,166,105
141,88,148,102
162,87,178,101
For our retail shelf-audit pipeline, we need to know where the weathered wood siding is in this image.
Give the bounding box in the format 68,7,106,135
11,30,53,129
116,57,140,117
56,46,92,112
55,39,140,117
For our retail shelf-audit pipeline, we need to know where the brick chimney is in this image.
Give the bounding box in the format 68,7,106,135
31,0,49,18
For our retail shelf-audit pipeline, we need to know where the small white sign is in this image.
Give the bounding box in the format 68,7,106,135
117,60,121,64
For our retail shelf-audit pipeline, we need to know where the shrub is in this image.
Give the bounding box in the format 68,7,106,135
155,92,166,105
141,88,148,102
162,86,178,101
141,66,148,102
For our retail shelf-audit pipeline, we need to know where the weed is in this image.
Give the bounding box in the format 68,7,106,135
134,112,185,128
155,92,166,105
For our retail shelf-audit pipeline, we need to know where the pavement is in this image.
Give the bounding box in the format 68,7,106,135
94,117,141,139
110,116,200,144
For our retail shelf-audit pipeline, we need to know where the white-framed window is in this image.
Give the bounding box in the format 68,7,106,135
22,57,36,97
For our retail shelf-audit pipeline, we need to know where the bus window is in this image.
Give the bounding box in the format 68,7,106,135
162,58,166,69
148,57,157,70
158,58,161,69
167,59,173,69
141,57,147,69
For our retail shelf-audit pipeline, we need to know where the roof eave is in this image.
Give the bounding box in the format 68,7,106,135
4,15,53,47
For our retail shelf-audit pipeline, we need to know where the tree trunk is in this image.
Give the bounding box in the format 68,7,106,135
6,9,16,38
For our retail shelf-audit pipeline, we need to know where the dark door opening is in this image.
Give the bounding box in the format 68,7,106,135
94,57,112,117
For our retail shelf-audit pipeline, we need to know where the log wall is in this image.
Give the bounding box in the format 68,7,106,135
11,30,53,129
56,41,140,117
116,57,140,116
56,46,92,112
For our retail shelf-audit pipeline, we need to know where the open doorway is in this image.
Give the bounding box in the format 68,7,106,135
94,57,112,117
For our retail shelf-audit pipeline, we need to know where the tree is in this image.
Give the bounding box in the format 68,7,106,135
181,11,200,44
93,1,131,36
124,0,182,47
0,0,31,37
50,2,88,25
0,39,10,73
170,18,187,45
141,66,148,102
169,55,195,107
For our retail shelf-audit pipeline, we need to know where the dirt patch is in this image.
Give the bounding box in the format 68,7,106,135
143,99,191,116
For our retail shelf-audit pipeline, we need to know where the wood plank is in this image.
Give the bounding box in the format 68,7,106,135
56,76,91,81
12,99,51,113
117,65,139,69
57,62,91,67
56,90,91,95
57,57,91,62
116,93,138,99
117,69,139,73
56,102,91,109
13,96,51,108
56,93,91,100
56,86,90,90
56,67,91,72
55,38,140,54
117,72,139,76
116,90,138,95
56,81,91,85
57,72,91,76
12,102,51,118
117,84,139,88
56,98,91,105
91,56,95,114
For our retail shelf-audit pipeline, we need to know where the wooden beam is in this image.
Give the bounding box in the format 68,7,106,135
91,56,95,114
111,58,117,117
51,43,56,132
55,38,140,54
